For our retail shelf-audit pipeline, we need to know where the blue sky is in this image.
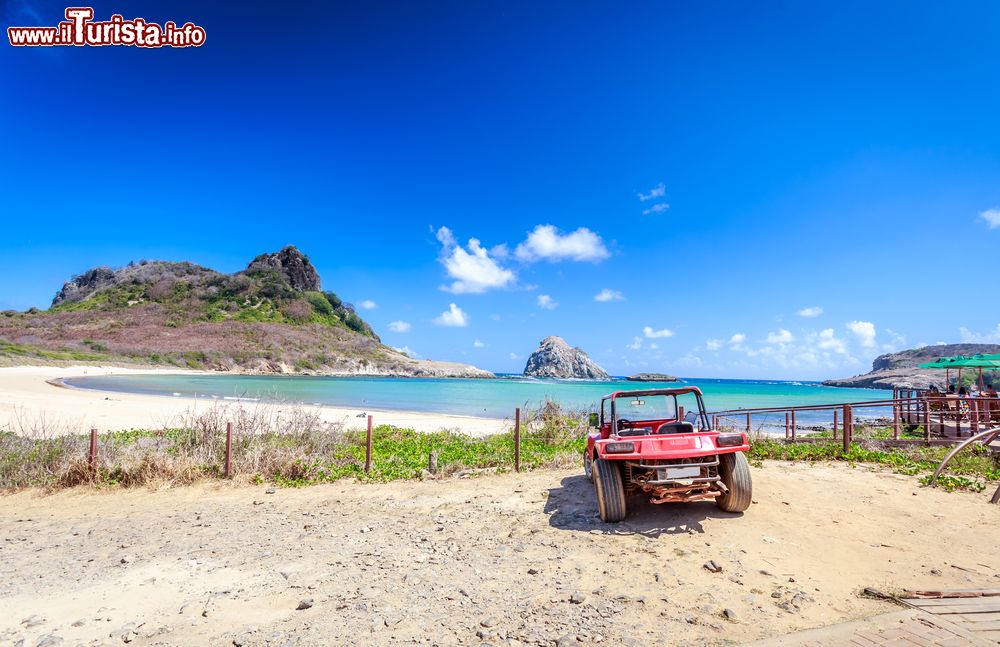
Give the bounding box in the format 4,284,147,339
2,1,1000,379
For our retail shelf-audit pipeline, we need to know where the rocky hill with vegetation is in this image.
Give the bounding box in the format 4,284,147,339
823,343,1000,390
0,246,492,378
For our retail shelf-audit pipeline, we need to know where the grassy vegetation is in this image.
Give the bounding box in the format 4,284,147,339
0,339,113,363
799,425,927,441
0,403,588,490
1,405,995,492
748,433,1000,492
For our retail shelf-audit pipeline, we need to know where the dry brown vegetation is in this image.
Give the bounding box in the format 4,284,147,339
0,402,589,490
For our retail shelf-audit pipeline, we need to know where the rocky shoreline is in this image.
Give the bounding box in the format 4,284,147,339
823,343,1000,390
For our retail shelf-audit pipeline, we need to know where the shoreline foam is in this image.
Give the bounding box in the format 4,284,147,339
0,365,508,437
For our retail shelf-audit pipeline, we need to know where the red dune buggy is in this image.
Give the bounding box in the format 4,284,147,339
584,386,752,522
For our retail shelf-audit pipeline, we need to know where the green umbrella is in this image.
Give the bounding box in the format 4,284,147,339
918,357,959,369
952,353,1000,368
919,354,1000,389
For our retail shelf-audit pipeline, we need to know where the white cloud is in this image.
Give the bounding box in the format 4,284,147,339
435,226,455,246
626,336,643,350
676,352,703,368
387,320,411,333
358,299,377,310
514,225,610,263
637,182,666,202
729,333,747,345
489,243,510,259
509,352,521,360
959,324,1000,343
816,328,847,355
392,345,418,358
437,226,515,294
648,343,659,350
490,314,501,321
642,203,670,216
797,306,823,318
766,329,795,344
594,288,624,302
473,339,485,348
846,320,876,348
537,294,558,310
643,326,674,339
705,339,723,351
882,328,908,352
433,303,469,327
979,208,1000,229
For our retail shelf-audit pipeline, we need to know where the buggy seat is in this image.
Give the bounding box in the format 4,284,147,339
656,421,696,434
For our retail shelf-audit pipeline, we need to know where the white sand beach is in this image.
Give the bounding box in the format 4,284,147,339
2,464,998,646
0,366,508,437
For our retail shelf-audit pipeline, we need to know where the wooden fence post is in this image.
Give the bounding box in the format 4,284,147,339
842,405,852,453
365,415,373,473
832,409,838,440
88,428,98,473
924,399,931,442
892,404,900,440
790,409,797,442
745,412,751,435
784,412,789,440
224,422,232,478
514,407,521,473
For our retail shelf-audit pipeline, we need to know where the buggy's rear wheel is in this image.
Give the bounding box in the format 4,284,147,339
584,449,594,482
593,458,627,522
716,451,752,513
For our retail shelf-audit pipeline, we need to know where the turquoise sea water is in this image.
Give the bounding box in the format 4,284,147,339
62,374,891,430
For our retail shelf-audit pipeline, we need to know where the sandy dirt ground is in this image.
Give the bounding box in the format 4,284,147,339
1,462,997,647
0,366,507,437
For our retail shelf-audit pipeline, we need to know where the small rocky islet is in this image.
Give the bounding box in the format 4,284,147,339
522,336,610,380
626,372,679,383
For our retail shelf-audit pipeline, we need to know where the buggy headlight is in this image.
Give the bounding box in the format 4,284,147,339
716,433,744,447
604,441,635,454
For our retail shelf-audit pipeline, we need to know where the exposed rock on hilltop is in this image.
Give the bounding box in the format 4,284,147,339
1,247,492,378
245,246,322,292
523,336,609,379
823,343,1000,390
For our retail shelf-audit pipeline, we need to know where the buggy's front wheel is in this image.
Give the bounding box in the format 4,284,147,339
584,449,594,482
593,458,627,522
716,451,752,513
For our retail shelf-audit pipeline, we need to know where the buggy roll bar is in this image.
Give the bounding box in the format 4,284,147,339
603,386,712,432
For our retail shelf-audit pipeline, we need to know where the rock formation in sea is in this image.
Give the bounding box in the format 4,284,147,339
522,336,610,379
626,373,679,382
823,343,1000,390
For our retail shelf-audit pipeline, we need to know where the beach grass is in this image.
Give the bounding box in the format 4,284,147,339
0,406,996,492
0,402,589,489
747,434,1000,492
